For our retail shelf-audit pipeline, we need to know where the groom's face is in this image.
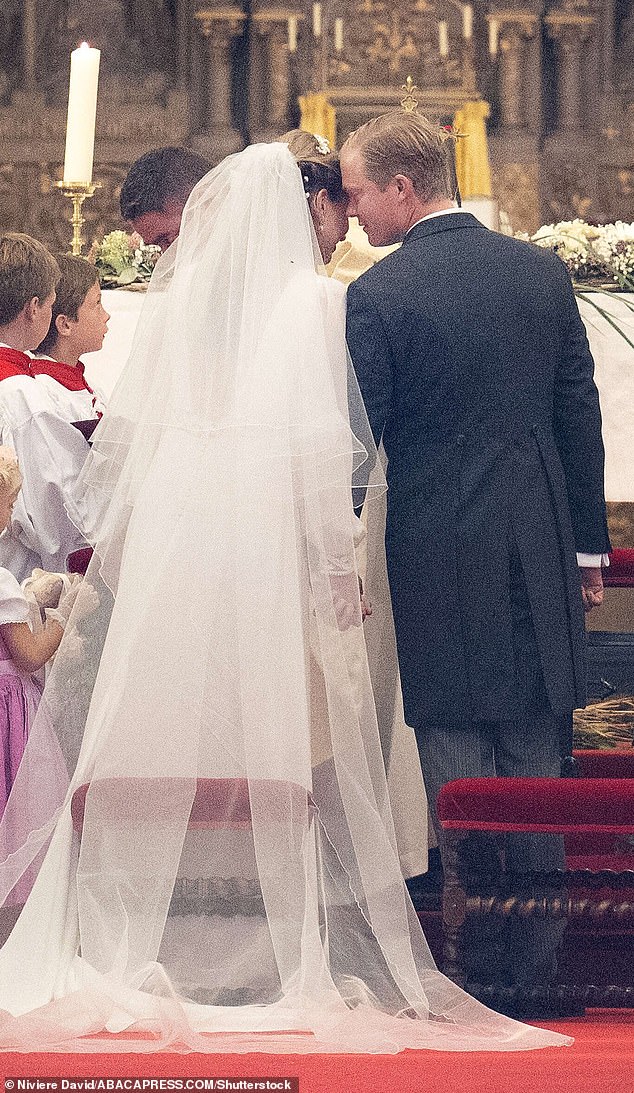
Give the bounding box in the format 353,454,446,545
340,150,407,248
130,201,185,251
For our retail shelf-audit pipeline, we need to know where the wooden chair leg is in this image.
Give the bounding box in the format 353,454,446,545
441,829,468,987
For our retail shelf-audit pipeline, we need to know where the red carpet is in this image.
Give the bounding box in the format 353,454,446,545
0,1012,631,1093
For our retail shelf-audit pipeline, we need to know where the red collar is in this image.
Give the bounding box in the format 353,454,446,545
30,357,94,393
0,346,32,382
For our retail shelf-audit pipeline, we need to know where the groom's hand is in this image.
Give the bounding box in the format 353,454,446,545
579,566,604,613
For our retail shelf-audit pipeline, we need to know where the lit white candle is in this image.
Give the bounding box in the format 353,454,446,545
462,4,473,40
288,14,298,53
63,42,100,185
438,20,449,58
334,17,344,53
488,17,499,58
312,2,322,38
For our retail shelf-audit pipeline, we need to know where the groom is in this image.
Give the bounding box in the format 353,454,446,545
341,112,610,997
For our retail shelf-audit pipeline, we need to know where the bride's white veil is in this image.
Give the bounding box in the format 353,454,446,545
0,144,569,1054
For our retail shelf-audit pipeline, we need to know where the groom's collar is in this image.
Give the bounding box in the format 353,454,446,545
402,211,485,244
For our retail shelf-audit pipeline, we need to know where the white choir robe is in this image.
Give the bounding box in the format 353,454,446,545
32,373,104,423
0,377,89,580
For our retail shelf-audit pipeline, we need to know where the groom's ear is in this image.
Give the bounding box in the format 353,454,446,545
392,174,416,203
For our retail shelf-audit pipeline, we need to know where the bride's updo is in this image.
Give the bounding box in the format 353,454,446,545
276,129,344,204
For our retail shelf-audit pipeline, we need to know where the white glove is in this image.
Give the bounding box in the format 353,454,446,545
45,579,99,630
21,569,65,609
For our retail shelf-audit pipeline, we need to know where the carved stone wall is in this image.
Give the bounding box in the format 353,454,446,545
491,158,541,233
0,0,632,246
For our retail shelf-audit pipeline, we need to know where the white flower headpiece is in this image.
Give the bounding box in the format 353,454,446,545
313,134,331,155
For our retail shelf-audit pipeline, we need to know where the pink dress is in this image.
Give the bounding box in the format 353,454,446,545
0,567,69,906
0,567,43,813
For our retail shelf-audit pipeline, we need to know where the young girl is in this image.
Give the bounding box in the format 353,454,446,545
0,446,77,814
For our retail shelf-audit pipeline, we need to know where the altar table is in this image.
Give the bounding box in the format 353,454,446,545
85,288,634,504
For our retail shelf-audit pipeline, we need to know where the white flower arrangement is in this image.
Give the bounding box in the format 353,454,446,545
518,219,634,291
91,230,162,288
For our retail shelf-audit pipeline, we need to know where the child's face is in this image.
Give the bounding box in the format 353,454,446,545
71,281,110,353
0,484,21,534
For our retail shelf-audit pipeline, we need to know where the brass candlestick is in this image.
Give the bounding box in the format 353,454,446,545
54,181,101,256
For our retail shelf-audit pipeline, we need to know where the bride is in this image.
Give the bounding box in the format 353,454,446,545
0,143,569,1054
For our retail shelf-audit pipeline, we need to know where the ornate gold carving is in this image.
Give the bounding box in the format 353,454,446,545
492,9,538,29
195,8,247,36
356,0,386,12
491,161,540,234
251,8,303,23
0,0,631,250
544,158,595,222
544,11,596,39
366,10,419,72
400,75,419,112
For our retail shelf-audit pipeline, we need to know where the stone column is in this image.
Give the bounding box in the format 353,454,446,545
524,3,545,137
250,8,301,142
195,7,247,158
22,0,37,92
487,9,541,233
493,10,538,130
602,0,615,91
599,0,618,131
545,12,595,132
176,0,194,86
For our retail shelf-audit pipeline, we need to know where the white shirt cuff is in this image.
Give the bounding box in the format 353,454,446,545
577,552,610,567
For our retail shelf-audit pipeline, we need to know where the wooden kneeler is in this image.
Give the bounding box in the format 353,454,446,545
71,777,314,917
437,776,634,1011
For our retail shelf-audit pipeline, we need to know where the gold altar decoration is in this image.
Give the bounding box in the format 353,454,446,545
453,99,492,199
400,76,419,113
299,91,337,147
53,181,101,256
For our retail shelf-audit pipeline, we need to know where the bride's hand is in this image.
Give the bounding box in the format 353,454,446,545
329,573,362,631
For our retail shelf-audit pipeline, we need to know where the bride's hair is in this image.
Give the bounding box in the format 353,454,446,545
276,130,344,205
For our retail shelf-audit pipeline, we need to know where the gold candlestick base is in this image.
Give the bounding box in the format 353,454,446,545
54,181,101,256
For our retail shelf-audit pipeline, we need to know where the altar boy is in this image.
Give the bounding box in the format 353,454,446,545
0,233,89,579
33,254,109,423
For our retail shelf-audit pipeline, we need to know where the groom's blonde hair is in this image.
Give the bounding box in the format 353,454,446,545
342,112,455,202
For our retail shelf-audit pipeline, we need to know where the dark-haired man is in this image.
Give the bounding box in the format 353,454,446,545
120,146,211,250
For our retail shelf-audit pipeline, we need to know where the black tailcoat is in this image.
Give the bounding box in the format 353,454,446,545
346,213,611,729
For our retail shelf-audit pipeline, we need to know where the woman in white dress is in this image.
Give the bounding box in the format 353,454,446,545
0,144,569,1055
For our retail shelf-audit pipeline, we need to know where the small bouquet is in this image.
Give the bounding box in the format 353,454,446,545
91,230,161,288
517,219,634,291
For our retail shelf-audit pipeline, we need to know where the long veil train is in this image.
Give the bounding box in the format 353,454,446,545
0,144,570,1054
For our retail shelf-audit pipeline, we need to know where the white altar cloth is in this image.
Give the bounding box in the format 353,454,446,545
86,288,634,502
575,292,634,502
82,289,146,401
